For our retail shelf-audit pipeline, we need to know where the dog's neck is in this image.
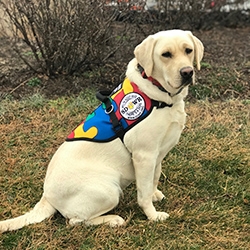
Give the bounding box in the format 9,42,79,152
137,64,168,93
126,59,187,106
137,64,188,98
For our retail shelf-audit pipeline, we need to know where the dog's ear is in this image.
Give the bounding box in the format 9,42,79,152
134,35,157,77
188,32,204,70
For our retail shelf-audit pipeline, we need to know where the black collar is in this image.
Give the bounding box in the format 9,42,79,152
156,101,173,108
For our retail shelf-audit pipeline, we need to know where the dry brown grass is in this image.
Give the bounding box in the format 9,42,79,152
0,94,249,249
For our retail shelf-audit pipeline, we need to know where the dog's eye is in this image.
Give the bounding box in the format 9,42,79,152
185,48,193,54
162,52,172,58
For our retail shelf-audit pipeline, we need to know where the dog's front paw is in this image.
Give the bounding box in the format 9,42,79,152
152,190,165,202
148,211,169,221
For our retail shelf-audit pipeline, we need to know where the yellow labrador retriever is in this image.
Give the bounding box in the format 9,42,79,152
0,30,204,232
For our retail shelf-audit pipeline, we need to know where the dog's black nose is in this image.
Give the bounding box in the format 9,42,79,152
180,67,193,79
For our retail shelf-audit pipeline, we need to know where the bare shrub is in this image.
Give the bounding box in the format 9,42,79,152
0,0,132,76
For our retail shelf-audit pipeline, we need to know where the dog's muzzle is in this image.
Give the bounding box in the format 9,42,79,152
180,66,193,86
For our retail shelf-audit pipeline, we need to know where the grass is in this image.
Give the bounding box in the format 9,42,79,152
189,62,249,101
0,93,249,249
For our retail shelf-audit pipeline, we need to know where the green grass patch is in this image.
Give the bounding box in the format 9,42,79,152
27,78,42,87
0,93,249,249
189,64,248,101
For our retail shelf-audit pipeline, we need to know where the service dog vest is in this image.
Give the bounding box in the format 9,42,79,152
66,78,166,142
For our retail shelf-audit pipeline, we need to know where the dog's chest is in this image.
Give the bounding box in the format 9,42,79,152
157,105,186,158
124,101,186,156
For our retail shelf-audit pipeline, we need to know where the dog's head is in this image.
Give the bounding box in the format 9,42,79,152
134,30,204,96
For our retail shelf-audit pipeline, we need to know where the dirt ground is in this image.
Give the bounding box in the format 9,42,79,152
0,26,249,100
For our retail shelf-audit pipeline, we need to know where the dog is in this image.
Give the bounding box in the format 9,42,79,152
0,29,204,232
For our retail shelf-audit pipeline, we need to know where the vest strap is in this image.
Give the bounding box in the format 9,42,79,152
96,90,125,141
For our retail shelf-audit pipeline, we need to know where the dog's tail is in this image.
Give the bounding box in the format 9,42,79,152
0,196,56,233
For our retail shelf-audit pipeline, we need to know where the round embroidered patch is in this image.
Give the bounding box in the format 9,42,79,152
119,93,145,120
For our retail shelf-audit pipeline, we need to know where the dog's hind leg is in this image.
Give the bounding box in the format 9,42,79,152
67,189,125,227
69,215,125,227
87,215,125,226
52,179,125,227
